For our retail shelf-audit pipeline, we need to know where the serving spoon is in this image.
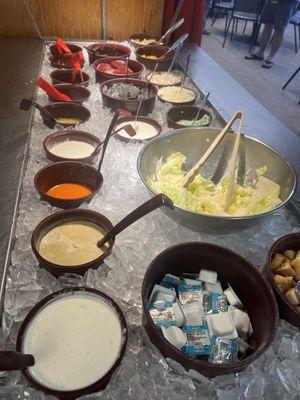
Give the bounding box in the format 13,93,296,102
97,194,174,248
0,351,34,371
20,98,57,129
158,18,185,44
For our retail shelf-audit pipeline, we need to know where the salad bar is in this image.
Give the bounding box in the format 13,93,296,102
0,36,299,400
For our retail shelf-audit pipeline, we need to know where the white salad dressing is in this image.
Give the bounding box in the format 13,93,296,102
116,121,158,140
23,293,123,392
50,140,95,159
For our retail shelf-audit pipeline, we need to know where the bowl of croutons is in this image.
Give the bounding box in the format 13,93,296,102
266,232,300,328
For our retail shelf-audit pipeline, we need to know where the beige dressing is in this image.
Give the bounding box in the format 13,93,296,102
50,141,95,159
23,293,123,391
38,221,108,266
116,121,158,140
158,86,196,104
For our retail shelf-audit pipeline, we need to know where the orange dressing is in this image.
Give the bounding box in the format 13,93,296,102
46,183,93,200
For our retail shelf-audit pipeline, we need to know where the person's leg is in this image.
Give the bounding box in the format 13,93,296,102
256,24,274,57
265,26,284,60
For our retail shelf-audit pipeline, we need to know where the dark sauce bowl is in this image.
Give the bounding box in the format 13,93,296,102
129,33,163,48
266,233,300,328
31,209,114,277
44,102,91,128
48,84,90,104
43,130,101,164
16,287,127,398
50,70,90,87
136,45,174,71
100,78,157,116
167,105,212,129
86,42,131,65
34,161,102,209
142,242,278,378
93,58,144,84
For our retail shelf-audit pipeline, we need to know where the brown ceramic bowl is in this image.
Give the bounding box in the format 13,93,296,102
31,209,114,277
16,287,127,398
100,78,157,116
49,43,82,57
50,69,90,87
136,45,174,71
113,116,162,143
266,233,300,328
43,130,101,164
93,58,144,84
49,54,85,69
142,242,278,378
167,106,212,129
157,86,197,106
48,84,90,104
85,42,131,65
129,33,163,48
44,102,91,128
34,161,102,209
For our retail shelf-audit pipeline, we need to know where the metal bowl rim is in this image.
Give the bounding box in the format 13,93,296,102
137,127,297,221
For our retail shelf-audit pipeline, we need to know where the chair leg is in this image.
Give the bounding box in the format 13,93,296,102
235,19,239,34
298,25,300,49
294,25,298,53
223,17,233,48
243,21,247,34
231,18,235,41
249,21,261,53
282,66,300,90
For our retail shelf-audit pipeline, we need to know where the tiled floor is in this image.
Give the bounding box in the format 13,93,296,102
202,15,300,137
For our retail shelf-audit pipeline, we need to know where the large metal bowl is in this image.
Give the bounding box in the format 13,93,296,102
137,128,296,231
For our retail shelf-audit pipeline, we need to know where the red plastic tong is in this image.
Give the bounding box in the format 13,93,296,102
36,77,71,101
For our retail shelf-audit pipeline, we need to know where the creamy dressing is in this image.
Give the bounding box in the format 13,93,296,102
116,121,158,140
158,86,196,104
23,293,123,391
50,140,95,159
38,221,108,266
147,72,181,86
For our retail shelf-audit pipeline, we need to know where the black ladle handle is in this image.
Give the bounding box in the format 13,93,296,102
97,194,174,248
20,98,57,129
97,108,132,175
0,351,34,371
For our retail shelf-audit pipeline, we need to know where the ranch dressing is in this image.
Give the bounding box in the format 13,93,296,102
39,221,108,266
23,293,123,391
50,140,95,159
116,121,158,140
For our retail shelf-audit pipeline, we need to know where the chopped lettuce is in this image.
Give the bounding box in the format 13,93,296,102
148,152,282,216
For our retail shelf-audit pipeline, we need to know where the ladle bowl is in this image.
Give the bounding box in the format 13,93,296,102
43,102,91,127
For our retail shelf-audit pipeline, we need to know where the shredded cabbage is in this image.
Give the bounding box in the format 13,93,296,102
148,152,281,216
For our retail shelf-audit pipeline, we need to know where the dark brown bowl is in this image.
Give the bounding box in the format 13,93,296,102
85,42,131,65
142,242,278,378
50,70,90,87
48,84,90,104
100,78,157,116
43,130,101,163
136,45,174,71
44,102,91,128
50,43,82,56
167,106,212,129
49,54,85,69
34,161,102,209
114,116,162,143
129,33,163,48
16,287,127,398
93,58,144,84
266,233,300,328
31,209,114,276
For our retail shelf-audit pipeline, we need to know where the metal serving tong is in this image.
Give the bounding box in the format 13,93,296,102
181,111,244,210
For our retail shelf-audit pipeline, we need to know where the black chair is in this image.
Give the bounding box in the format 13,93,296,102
211,0,236,34
290,1,300,53
222,0,265,51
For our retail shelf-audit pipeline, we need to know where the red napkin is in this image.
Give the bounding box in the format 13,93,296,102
56,38,72,54
36,77,71,101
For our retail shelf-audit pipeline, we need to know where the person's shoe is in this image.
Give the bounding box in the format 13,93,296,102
262,60,273,68
203,29,211,35
244,53,264,60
